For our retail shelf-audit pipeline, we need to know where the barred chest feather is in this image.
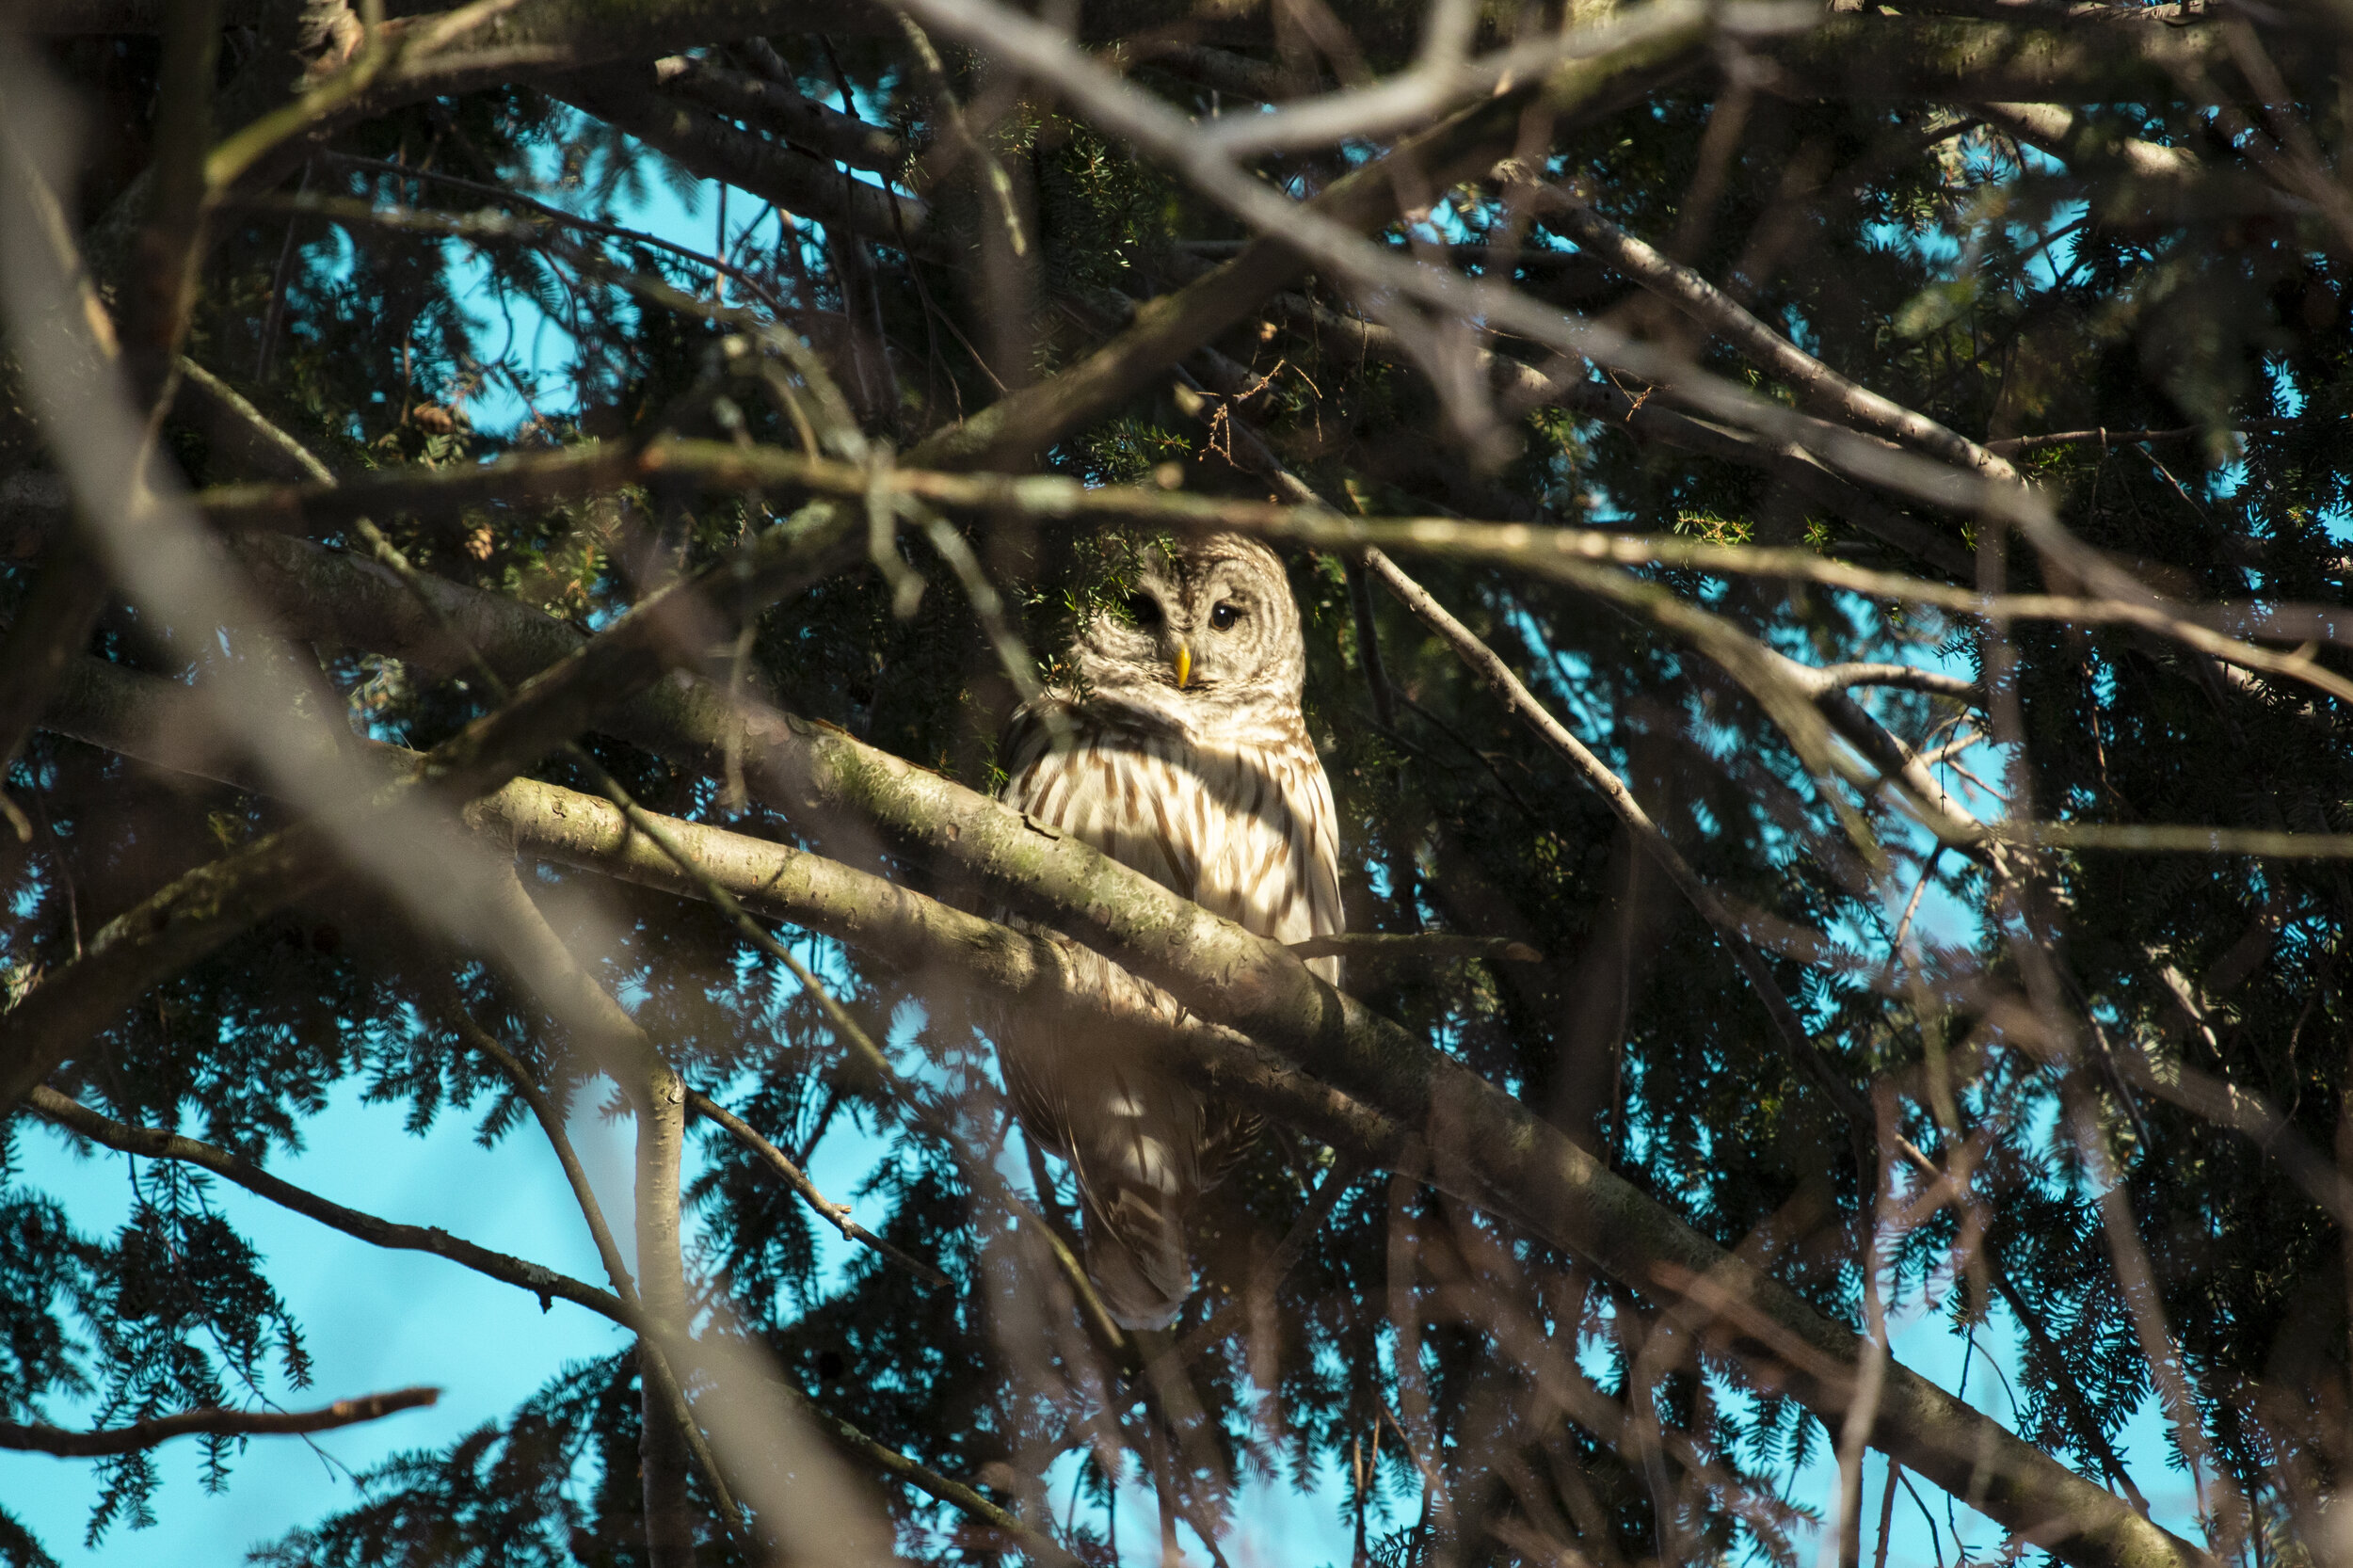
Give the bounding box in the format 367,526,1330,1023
1001,702,1344,985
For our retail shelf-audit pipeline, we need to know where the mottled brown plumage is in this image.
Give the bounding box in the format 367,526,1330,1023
996,533,1343,1329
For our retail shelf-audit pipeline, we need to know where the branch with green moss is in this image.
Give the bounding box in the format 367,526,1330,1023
1761,11,2231,105
36,632,2203,1568
198,438,2353,697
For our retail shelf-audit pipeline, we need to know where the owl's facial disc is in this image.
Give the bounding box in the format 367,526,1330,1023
1071,533,1302,713
1176,563,1268,692
1115,588,1188,687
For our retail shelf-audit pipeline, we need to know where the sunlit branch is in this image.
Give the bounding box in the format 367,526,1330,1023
24,641,2210,1568
195,438,2353,706
464,857,745,1552
707,712,2207,1568
440,987,641,1303
1797,663,1981,702
35,653,1380,1558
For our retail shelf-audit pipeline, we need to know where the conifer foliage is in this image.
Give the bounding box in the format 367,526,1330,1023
3,2,2351,1566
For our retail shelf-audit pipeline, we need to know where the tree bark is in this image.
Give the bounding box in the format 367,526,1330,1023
637,1059,698,1568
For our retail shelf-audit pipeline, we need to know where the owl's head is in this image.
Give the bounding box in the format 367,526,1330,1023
1071,532,1305,717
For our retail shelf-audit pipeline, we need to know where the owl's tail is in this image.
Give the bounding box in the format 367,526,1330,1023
1083,1180,1193,1332
1008,1037,1206,1331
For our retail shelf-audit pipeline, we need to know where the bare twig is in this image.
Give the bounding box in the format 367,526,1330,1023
688,1088,952,1287
24,1085,631,1320
0,1387,440,1456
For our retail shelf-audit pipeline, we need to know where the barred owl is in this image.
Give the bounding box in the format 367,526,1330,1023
997,532,1344,1330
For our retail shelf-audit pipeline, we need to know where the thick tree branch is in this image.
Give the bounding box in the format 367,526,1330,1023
0,1387,440,1456
650,55,905,172
32,650,1421,1214
126,568,2185,1563
0,824,335,1108
45,435,2222,1568
635,1052,698,1568
36,653,1345,1562
648,701,2209,1568
20,646,2209,1568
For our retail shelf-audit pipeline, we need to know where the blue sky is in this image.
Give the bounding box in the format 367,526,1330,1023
6,120,2222,1568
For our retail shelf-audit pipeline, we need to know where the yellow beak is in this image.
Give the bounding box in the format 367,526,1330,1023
1174,643,1192,688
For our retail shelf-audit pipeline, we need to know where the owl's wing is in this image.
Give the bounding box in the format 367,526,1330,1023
1290,741,1348,987
1180,734,1347,988
997,711,1210,1329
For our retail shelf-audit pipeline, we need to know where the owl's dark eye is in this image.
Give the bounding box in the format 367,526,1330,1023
1209,601,1244,632
1125,593,1161,628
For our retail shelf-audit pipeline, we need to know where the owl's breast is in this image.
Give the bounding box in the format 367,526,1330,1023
1000,707,1344,979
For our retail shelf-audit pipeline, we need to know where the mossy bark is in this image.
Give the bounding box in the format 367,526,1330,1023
42,605,2208,1568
